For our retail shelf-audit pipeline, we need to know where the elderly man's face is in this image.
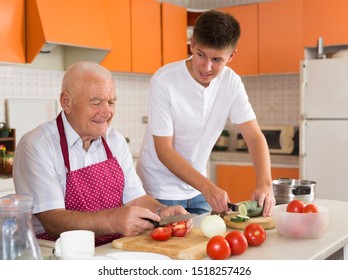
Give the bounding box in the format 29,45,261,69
68,79,116,141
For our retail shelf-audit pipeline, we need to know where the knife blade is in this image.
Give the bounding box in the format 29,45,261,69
227,202,239,212
144,213,196,227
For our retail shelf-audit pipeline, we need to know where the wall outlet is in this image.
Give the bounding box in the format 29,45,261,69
141,116,148,124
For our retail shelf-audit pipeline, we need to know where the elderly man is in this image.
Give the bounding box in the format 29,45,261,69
13,61,191,246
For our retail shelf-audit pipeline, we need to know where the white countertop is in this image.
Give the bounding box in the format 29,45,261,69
0,177,15,196
39,198,348,260
210,151,299,167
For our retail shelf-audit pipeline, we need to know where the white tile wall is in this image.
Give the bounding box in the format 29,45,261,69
0,64,299,156
0,65,150,156
0,65,63,123
111,73,150,156
243,74,299,126
225,74,300,150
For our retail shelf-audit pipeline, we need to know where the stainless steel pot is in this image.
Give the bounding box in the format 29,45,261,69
272,178,316,205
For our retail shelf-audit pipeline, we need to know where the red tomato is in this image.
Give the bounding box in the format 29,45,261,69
303,203,319,213
150,227,172,241
286,199,306,213
243,223,266,246
168,221,188,237
225,230,248,255
206,235,231,260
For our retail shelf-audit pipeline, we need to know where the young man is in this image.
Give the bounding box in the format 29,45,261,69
136,10,275,215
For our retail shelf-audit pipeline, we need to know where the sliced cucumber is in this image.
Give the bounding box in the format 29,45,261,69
237,214,250,221
230,214,251,223
237,200,263,217
238,203,248,216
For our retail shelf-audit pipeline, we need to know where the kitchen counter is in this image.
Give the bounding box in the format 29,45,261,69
210,151,299,167
0,177,15,197
39,198,348,260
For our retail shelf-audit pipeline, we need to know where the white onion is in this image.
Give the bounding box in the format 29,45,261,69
200,214,226,238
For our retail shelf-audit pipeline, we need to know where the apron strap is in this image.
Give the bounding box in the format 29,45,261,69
57,112,114,171
101,137,113,159
56,112,71,172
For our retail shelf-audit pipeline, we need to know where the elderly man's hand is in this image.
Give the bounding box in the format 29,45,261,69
159,205,194,233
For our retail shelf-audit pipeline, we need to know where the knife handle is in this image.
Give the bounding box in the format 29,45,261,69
143,218,160,227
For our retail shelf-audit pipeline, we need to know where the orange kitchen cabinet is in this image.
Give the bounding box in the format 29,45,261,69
271,167,299,181
259,0,304,74
26,0,112,65
216,165,299,203
217,165,256,203
131,0,161,74
0,0,25,63
101,0,132,72
161,2,187,65
102,1,185,72
304,0,348,47
218,5,259,76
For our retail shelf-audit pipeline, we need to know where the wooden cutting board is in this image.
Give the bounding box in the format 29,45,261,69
223,213,275,230
112,228,209,260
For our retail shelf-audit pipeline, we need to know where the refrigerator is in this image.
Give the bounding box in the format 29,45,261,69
300,57,348,201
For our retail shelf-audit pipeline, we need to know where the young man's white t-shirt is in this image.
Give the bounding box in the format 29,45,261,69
136,58,256,200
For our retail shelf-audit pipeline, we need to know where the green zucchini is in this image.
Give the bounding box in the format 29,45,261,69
237,200,263,217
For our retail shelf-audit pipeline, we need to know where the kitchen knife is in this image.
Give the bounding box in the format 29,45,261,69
228,201,264,217
144,213,196,227
227,202,239,212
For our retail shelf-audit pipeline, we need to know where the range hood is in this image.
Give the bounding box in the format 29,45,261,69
26,0,112,69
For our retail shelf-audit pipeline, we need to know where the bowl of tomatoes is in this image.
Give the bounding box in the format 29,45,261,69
272,200,329,239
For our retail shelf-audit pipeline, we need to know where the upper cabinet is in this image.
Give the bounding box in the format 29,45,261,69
0,0,26,63
304,0,348,47
131,0,161,74
259,0,304,74
102,0,186,74
219,4,259,76
26,0,112,69
161,2,187,66
101,0,132,72
220,1,304,75
7,0,348,75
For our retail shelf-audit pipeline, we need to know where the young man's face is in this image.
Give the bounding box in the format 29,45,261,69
188,41,236,87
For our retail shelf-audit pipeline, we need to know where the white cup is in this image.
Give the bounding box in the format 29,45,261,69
55,230,95,260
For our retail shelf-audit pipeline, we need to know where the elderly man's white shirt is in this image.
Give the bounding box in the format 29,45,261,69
14,112,145,234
